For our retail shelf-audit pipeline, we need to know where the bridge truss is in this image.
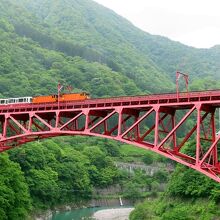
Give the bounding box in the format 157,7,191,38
1,90,220,182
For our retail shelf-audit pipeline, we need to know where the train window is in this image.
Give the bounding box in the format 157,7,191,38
3,100,6,104
0,99,6,104
9,98,18,103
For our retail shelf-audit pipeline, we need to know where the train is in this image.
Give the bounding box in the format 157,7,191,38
0,92,90,105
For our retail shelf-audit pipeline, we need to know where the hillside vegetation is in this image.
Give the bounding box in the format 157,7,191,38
130,163,220,220
1,0,220,97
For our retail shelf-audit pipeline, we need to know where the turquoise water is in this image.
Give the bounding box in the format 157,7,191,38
51,206,132,220
51,207,107,220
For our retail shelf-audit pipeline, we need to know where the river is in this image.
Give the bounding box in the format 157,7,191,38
51,206,133,220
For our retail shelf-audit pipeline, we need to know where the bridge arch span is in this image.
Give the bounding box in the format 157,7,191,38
1,91,220,182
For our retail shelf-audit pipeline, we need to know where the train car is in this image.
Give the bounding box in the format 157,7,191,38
0,92,90,105
32,95,58,104
32,92,90,104
61,92,90,101
0,97,32,105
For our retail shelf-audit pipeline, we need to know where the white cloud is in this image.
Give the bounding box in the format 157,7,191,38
93,0,220,48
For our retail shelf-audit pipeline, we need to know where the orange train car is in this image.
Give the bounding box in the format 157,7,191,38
32,95,57,103
32,92,90,104
61,93,90,101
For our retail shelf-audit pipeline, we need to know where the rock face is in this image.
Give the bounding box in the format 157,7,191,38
88,198,133,207
93,208,134,220
34,210,53,220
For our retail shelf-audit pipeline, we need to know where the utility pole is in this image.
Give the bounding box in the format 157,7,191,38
57,82,63,109
219,108,220,133
176,71,189,101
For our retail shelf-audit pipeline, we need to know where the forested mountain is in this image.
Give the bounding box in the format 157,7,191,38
1,0,220,98
0,0,220,219
1,0,220,94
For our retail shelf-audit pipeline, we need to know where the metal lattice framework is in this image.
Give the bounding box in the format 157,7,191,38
1,90,220,182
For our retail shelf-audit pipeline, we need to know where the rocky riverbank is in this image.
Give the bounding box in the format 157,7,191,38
93,208,134,220
33,198,134,220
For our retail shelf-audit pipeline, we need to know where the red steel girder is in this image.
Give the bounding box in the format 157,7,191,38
0,91,220,182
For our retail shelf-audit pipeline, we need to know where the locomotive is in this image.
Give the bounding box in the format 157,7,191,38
0,92,90,105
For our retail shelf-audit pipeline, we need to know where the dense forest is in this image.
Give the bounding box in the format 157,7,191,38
0,0,220,219
1,136,168,219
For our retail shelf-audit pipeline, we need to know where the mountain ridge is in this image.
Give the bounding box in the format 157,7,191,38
0,0,220,98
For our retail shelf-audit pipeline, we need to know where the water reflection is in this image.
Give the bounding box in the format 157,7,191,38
51,206,133,220
51,207,104,220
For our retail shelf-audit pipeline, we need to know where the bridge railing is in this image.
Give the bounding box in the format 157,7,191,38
0,89,220,112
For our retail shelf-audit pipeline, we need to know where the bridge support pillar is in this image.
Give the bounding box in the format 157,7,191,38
154,106,160,148
196,104,201,165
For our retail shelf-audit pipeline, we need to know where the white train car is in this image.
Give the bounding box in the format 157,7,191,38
0,97,32,105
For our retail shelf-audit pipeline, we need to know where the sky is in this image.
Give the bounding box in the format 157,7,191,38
93,0,220,48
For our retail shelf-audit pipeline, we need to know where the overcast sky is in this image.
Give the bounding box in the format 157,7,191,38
93,0,220,48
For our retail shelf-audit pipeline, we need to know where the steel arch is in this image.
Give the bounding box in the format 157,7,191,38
1,90,220,182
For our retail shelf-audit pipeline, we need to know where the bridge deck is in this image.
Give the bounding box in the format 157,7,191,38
0,89,220,182
0,90,220,113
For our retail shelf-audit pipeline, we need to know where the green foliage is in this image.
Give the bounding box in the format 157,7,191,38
210,184,220,202
161,206,193,220
131,141,220,219
153,170,168,183
0,18,14,32
54,148,92,202
130,200,160,220
142,152,154,165
0,28,140,98
8,138,123,209
120,169,156,202
83,146,119,187
131,150,220,219
0,0,218,98
159,198,220,220
26,168,59,208
123,182,143,201
0,153,31,219
166,164,216,198
0,0,176,99
100,140,121,157
130,198,220,220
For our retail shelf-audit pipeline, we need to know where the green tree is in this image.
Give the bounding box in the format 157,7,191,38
167,165,214,198
83,146,119,187
142,152,154,165
0,153,31,219
153,170,168,183
55,151,92,202
130,200,159,220
26,167,59,208
123,182,142,202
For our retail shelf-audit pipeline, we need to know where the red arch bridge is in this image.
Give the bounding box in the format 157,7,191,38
1,90,220,182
